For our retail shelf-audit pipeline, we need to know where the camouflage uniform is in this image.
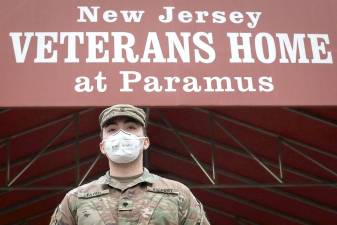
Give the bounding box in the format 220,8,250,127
50,168,210,225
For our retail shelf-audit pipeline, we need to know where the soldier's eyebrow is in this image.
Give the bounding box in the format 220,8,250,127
124,118,140,124
103,119,118,127
103,117,140,127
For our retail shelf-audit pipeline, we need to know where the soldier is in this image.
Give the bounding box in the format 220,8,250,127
50,104,210,225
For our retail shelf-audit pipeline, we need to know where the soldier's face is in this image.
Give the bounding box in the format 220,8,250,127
101,116,150,149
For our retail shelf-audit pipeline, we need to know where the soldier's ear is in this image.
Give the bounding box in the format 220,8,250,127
143,137,150,150
99,142,106,154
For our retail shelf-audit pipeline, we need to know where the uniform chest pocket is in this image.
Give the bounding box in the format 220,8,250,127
77,190,117,225
143,187,180,225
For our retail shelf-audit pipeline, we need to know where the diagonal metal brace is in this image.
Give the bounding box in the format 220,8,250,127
282,140,337,178
157,110,215,184
8,119,74,187
208,112,217,182
214,119,283,183
78,153,102,186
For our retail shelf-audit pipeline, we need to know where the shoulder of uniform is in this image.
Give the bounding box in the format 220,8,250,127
151,174,192,195
66,176,106,197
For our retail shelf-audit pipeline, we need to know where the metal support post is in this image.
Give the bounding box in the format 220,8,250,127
277,137,284,180
6,139,11,186
208,112,217,182
144,107,150,169
74,113,80,185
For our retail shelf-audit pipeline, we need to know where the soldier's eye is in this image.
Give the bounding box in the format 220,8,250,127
127,125,136,130
125,122,137,130
107,127,117,133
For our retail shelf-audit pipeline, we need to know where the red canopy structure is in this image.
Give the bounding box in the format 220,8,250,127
1,0,337,224
1,106,336,225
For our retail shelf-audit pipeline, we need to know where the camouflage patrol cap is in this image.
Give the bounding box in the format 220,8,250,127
99,104,146,128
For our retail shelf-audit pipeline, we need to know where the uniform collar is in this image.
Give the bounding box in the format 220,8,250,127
100,167,156,191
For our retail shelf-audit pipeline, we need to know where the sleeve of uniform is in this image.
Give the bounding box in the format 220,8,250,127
49,191,77,225
178,185,210,225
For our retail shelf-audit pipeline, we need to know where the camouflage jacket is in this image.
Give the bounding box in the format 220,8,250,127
49,168,210,225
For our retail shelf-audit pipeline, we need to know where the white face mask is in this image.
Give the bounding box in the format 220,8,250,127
101,130,146,164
